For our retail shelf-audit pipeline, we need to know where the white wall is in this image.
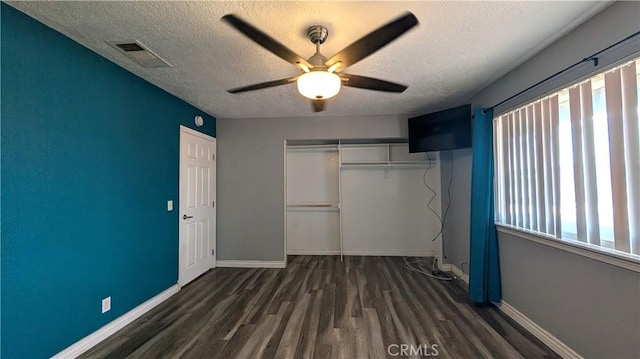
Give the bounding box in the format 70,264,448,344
217,114,408,261
443,2,640,358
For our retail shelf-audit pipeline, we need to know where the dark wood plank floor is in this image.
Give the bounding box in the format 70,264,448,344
80,256,560,359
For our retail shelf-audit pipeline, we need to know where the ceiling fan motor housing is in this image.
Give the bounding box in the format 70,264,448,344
307,25,328,45
306,26,330,68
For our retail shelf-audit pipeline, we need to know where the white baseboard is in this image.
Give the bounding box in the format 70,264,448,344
216,260,286,268
342,250,435,257
443,263,469,284
442,266,579,358
497,301,583,359
52,284,180,359
285,251,437,257
287,250,341,255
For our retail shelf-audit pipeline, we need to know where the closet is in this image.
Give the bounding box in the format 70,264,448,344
285,140,442,262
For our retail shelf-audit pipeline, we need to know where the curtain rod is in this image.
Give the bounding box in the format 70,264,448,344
486,30,640,112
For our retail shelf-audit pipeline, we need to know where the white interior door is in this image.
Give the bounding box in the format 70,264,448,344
179,126,216,286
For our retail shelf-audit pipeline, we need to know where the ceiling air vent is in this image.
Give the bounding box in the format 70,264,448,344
108,40,172,68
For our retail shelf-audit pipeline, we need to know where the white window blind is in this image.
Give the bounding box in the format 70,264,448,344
494,57,640,257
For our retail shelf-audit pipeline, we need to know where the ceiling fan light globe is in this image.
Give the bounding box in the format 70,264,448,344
297,71,341,100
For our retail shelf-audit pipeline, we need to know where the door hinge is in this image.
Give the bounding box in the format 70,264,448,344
212,249,215,256
212,154,215,161
212,201,215,208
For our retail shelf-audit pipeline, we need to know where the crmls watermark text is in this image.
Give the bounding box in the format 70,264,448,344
388,344,439,357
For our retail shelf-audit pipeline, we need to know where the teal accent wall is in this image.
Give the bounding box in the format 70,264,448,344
1,4,216,358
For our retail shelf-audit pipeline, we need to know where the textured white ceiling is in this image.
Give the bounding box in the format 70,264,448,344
7,1,611,119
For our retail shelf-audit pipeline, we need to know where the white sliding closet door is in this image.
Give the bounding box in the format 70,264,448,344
286,146,340,254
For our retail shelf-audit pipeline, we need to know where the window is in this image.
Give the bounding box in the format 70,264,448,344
493,57,640,258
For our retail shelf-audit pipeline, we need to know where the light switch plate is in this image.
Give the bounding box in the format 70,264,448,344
167,200,173,211
102,296,111,313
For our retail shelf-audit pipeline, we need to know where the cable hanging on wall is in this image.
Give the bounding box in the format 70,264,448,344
402,151,454,282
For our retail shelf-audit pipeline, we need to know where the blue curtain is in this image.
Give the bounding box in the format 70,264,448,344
469,108,501,304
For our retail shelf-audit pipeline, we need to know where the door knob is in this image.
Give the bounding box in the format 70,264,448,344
183,214,194,220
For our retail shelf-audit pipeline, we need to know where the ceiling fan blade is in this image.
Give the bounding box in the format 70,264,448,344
227,77,297,93
311,100,325,112
340,73,408,93
326,12,418,69
222,14,312,69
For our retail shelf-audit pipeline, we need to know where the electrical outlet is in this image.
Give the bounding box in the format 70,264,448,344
102,296,111,314
167,200,173,211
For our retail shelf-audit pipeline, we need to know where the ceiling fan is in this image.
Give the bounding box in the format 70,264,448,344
222,12,418,112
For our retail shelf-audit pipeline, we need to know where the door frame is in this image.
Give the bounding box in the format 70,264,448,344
283,140,288,266
178,125,216,287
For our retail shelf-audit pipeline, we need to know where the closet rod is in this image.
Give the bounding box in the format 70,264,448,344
286,204,339,208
